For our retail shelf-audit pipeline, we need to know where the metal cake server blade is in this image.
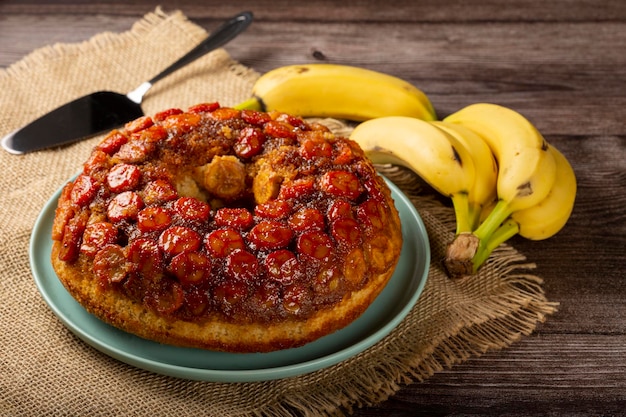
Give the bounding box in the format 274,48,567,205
2,11,253,155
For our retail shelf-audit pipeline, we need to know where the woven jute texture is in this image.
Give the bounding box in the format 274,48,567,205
0,9,558,416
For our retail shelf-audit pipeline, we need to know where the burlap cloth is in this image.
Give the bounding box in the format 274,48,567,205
0,9,558,417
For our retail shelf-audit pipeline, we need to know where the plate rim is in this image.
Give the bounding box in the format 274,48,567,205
30,177,430,382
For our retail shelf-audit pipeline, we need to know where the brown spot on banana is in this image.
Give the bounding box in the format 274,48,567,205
516,181,533,197
372,145,391,152
451,145,463,166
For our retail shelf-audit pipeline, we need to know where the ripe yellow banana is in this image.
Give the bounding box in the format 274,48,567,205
470,145,577,269
443,103,557,244
430,121,498,231
234,64,436,121
510,145,576,240
349,116,476,233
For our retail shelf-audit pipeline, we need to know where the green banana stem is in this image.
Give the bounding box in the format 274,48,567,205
451,192,473,234
444,200,516,278
473,199,513,244
471,218,520,272
466,202,484,232
233,97,263,111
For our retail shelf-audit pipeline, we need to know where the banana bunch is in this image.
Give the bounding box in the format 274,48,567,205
350,103,577,278
234,64,437,122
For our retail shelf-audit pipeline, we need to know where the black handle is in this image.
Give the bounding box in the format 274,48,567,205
148,11,253,85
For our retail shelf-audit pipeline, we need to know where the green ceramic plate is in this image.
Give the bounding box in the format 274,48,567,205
30,178,429,382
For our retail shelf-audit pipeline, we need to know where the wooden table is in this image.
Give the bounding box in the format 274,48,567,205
2,1,625,415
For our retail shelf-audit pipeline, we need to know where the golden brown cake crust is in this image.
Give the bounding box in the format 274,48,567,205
50,104,402,353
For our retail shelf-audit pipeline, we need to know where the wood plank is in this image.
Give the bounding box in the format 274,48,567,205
353,334,626,416
2,0,626,22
